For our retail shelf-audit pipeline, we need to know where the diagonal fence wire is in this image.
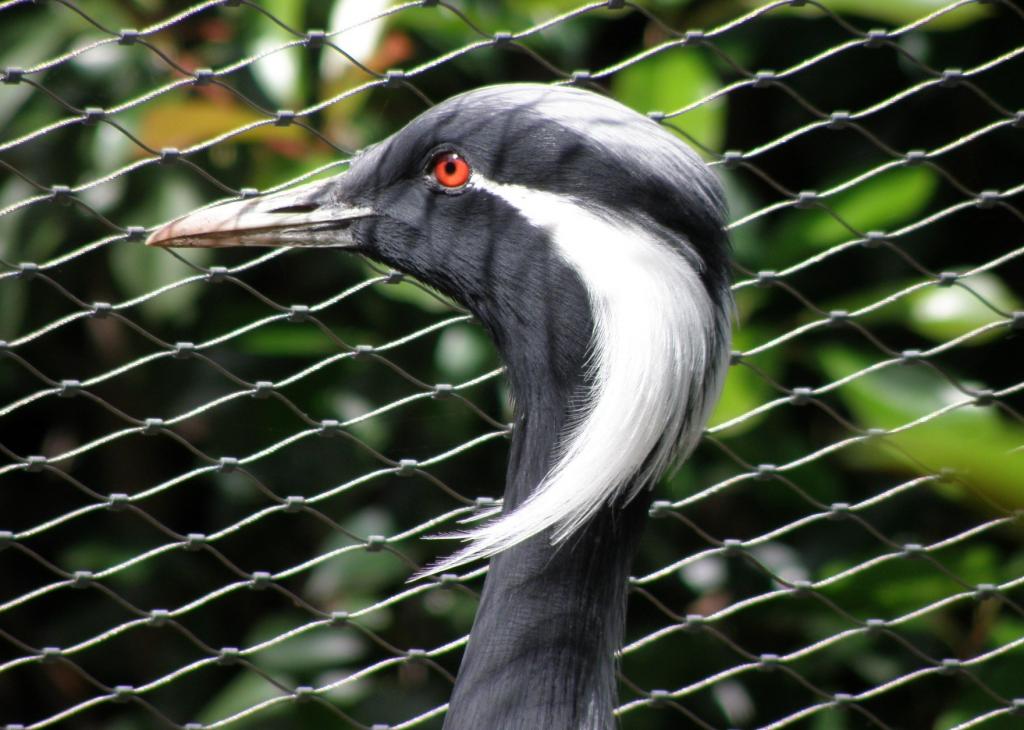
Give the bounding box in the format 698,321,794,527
1,0,1022,728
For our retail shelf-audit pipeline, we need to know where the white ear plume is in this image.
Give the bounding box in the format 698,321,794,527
416,175,730,579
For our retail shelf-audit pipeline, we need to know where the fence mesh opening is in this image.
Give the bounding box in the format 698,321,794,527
1,0,1022,728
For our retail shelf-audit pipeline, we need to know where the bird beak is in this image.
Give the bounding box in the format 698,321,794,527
146,175,373,249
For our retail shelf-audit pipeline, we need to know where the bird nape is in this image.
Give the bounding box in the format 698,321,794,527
148,83,732,730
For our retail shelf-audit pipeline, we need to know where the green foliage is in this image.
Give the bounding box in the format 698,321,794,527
767,0,993,30
774,166,939,252
613,47,726,153
1,1,1020,729
821,346,1024,506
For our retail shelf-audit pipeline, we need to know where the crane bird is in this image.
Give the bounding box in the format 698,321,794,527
148,83,732,729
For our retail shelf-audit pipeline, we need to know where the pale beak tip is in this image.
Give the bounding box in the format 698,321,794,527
145,223,177,248
145,232,165,248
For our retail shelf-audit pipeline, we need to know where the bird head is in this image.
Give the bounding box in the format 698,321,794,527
149,83,732,574
149,84,727,329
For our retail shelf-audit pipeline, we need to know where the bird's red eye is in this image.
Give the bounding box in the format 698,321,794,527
432,152,471,188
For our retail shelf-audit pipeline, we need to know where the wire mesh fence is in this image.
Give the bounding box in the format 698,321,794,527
1,0,1022,728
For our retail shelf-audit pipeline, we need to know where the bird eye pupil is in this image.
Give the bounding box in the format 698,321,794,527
444,161,456,175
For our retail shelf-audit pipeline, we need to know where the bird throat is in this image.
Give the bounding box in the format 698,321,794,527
423,177,722,577
438,184,723,728
443,302,650,728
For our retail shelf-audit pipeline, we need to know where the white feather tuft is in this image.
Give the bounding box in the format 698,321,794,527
417,175,729,579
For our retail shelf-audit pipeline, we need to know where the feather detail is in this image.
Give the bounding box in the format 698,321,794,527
415,176,730,580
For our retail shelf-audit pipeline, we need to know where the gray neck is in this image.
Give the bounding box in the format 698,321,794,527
443,357,650,729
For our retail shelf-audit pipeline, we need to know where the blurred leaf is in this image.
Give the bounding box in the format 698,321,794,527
247,0,307,107
707,354,766,434
333,391,390,448
70,34,130,78
139,98,306,153
197,670,285,725
239,325,336,356
110,208,211,326
612,47,726,153
708,320,779,435
991,616,1024,649
388,2,480,45
822,273,1018,346
774,166,938,251
719,170,765,268
516,0,602,11
372,275,454,314
0,279,26,342
323,549,407,594
91,118,142,174
810,709,851,730
60,541,150,582
306,508,406,604
908,273,1020,345
820,346,1024,506
322,0,392,79
680,554,728,592
109,171,211,322
820,544,1000,615
435,324,494,380
252,618,366,672
321,22,417,147
264,0,305,27
0,13,69,130
758,0,991,29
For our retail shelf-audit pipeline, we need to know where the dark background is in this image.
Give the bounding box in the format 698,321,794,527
0,1,1022,728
